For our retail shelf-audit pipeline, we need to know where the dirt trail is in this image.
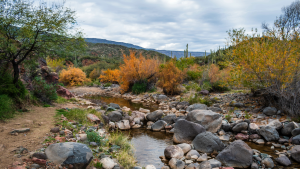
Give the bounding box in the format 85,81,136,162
0,103,79,168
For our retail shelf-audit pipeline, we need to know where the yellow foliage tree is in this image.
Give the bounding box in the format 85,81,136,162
99,69,120,83
157,61,186,95
89,68,101,81
46,57,65,72
59,67,90,86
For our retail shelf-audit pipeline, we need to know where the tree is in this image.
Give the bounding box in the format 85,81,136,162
0,0,85,86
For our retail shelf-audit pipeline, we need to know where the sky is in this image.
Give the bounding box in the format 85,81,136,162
64,0,295,51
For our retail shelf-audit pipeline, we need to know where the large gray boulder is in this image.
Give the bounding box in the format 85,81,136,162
162,115,177,124
216,140,253,168
164,145,184,159
292,135,300,145
192,132,225,153
146,110,163,122
154,94,169,103
186,110,222,133
291,145,300,163
130,111,146,121
115,120,130,130
281,122,299,136
267,119,283,130
151,120,167,131
292,128,300,136
108,103,120,109
173,119,205,143
107,111,123,122
232,122,248,133
275,155,291,166
263,107,277,116
45,142,93,168
257,126,280,142
176,101,189,110
262,157,274,168
186,103,207,113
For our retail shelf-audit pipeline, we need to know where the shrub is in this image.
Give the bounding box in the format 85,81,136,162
56,96,68,104
99,69,120,83
0,72,26,99
157,61,186,95
188,94,212,106
0,95,14,120
32,77,58,103
103,83,112,87
132,80,147,94
87,131,104,144
208,64,231,91
59,67,90,86
184,81,201,92
186,64,202,81
89,68,101,80
81,60,119,78
46,57,65,72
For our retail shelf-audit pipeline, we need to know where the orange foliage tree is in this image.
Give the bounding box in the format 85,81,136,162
157,61,186,95
99,69,120,83
59,67,90,86
208,64,231,89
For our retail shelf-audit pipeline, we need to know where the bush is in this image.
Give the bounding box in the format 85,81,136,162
188,94,212,106
184,81,201,92
99,69,120,83
187,70,202,81
201,80,212,91
59,67,90,86
132,80,147,94
81,60,119,78
0,72,26,99
103,83,112,87
32,77,58,103
211,81,230,92
87,131,104,144
0,95,14,120
89,68,101,80
46,57,65,73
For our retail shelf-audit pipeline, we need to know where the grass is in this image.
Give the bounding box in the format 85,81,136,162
43,136,56,143
187,94,212,106
87,131,104,144
0,94,15,120
225,111,233,122
244,111,252,119
56,96,77,104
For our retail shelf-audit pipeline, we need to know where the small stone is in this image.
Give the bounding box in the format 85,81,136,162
50,127,60,133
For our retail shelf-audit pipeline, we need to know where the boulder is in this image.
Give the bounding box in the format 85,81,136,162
275,155,291,166
186,150,200,160
146,110,163,122
186,104,207,113
267,119,283,130
56,86,75,99
199,161,211,169
197,153,208,162
192,132,225,153
173,119,205,143
292,135,300,145
162,115,177,124
235,133,249,140
108,103,120,109
176,102,189,110
186,110,222,133
186,163,200,169
292,128,300,136
216,140,253,168
208,107,223,113
115,120,130,130
176,143,191,154
100,157,115,169
248,123,259,133
164,145,184,159
281,122,299,136
222,124,231,132
151,120,167,131
263,107,277,116
232,122,248,133
291,145,300,163
107,111,123,122
262,157,274,168
208,159,221,168
257,126,279,142
45,142,93,168
154,94,169,103
87,114,101,123
131,111,146,121
169,158,185,169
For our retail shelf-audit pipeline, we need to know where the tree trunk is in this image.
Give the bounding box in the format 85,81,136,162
12,60,19,85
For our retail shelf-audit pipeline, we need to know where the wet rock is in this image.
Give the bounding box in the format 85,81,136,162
50,127,60,133
146,110,163,122
275,155,291,166
107,111,123,122
100,157,115,169
281,122,299,136
232,122,248,133
263,107,277,116
262,157,274,168
162,115,177,124
186,163,200,169
208,159,221,168
248,123,259,133
235,133,249,140
164,145,184,159
115,120,130,130
173,119,205,143
176,143,191,154
169,158,185,169
192,132,225,153
186,103,207,113
186,150,200,159
216,140,253,168
267,119,283,130
108,103,120,109
151,120,167,131
291,145,300,163
199,161,211,169
257,126,279,142
292,135,300,145
45,142,93,168
292,128,300,136
186,110,222,133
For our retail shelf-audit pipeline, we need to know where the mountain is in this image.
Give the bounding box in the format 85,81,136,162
85,38,208,58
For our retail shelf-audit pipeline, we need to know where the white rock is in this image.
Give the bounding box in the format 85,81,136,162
100,157,115,169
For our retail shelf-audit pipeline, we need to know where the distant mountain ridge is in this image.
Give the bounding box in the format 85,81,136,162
85,38,208,58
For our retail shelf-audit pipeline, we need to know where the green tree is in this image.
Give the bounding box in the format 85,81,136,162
0,0,85,86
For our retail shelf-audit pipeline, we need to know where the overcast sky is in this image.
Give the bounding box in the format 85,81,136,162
65,0,295,51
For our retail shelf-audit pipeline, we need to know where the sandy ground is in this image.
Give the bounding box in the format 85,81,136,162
0,103,79,168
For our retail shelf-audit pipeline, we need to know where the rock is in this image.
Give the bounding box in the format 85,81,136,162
267,119,283,130
151,120,167,131
255,139,265,145
164,145,184,159
186,150,200,159
45,142,93,168
230,101,244,107
208,107,223,113
186,103,207,113
208,159,221,168
263,107,277,116
145,165,156,169
32,157,47,165
131,111,146,121
192,132,225,153
197,153,208,162
249,134,261,140
222,124,231,132
162,115,177,124
155,94,169,102
176,102,189,110
176,143,191,154
169,158,185,169
248,123,259,133
186,163,200,169
235,133,249,140
219,134,230,141
275,155,291,166
232,122,248,133
292,135,300,145
56,86,75,99
31,164,40,168
281,122,299,136
186,110,222,133
262,157,274,168
251,163,258,169
50,127,60,133
32,152,47,159
257,126,279,142
216,140,253,168
161,166,170,169
146,110,163,122
291,145,300,163
199,161,211,169
100,157,115,169
173,119,205,143
87,114,101,123
10,128,30,134
115,120,130,130
278,138,289,144
139,108,150,113
292,128,300,136
200,90,209,95
90,142,97,147
108,103,120,109
107,111,123,122
78,134,87,141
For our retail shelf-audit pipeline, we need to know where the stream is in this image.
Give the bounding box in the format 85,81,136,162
84,95,300,168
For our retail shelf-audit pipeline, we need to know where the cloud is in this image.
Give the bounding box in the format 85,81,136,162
65,0,295,51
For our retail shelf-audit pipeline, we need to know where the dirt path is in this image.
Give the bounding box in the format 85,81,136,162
0,103,79,168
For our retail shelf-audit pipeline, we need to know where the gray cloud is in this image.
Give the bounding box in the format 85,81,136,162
65,0,295,51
